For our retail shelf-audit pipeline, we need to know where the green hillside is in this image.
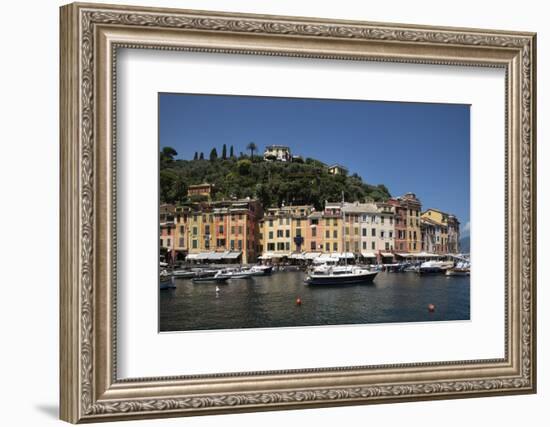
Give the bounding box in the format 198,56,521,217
160,147,391,209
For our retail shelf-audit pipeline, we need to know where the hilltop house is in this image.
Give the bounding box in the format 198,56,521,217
263,145,292,162
328,164,348,176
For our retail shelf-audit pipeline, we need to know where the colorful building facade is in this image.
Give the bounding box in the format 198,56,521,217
421,208,461,254
259,205,313,257
162,199,262,264
161,190,461,265
341,202,395,261
388,198,407,253
398,193,422,253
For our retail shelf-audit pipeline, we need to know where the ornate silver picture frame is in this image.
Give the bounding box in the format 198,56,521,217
60,2,536,423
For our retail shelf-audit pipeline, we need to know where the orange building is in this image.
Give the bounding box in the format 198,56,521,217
304,211,324,252
185,199,262,264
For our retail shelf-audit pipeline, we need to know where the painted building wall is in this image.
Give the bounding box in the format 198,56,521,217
399,193,422,253
342,202,395,256
421,208,461,254
389,198,408,253
304,212,324,252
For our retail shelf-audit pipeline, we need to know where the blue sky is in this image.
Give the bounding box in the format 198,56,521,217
159,93,470,235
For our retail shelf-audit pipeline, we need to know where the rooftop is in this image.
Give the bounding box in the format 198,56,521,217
328,164,349,170
265,145,290,150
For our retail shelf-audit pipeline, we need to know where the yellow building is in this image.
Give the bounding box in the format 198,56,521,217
259,205,313,258
172,205,193,260
420,208,460,253
322,202,343,253
187,183,215,199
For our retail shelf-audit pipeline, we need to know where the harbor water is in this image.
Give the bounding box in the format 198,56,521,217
160,270,470,332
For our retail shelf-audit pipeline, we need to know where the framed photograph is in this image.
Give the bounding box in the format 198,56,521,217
60,2,536,423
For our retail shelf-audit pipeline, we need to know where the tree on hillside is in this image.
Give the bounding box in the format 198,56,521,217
160,169,187,204
193,151,198,160
209,148,218,161
221,144,227,160
199,152,204,160
236,159,252,175
229,145,234,158
159,153,391,208
160,146,178,163
246,142,257,158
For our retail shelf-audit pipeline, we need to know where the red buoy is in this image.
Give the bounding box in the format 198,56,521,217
428,304,436,313
296,297,302,306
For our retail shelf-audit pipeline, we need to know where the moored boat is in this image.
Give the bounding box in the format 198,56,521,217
445,268,470,276
445,261,470,276
192,273,230,284
159,270,176,289
418,260,454,274
172,269,196,278
249,265,273,276
305,265,377,285
214,268,256,279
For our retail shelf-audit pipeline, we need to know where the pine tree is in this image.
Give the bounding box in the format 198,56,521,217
222,144,227,160
199,152,204,160
193,151,198,160
209,148,218,161
230,145,234,158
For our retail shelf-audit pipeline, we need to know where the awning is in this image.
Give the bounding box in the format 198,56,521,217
381,252,394,257
290,253,305,259
271,253,290,258
222,251,242,260
304,252,321,259
396,253,412,258
185,254,199,260
339,252,355,259
313,256,338,264
413,252,440,258
313,254,336,264
361,252,376,258
208,252,225,260
195,252,212,260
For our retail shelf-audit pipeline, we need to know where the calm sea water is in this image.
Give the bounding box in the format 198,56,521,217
159,271,470,332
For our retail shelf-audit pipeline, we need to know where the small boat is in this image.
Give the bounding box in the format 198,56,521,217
230,271,256,279
249,265,273,276
172,270,196,278
159,270,175,289
305,265,377,285
215,268,256,279
445,268,470,276
403,263,420,273
446,262,470,276
418,260,454,274
193,269,220,278
192,273,229,284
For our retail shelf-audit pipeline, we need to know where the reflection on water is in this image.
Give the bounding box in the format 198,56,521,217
159,271,470,332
